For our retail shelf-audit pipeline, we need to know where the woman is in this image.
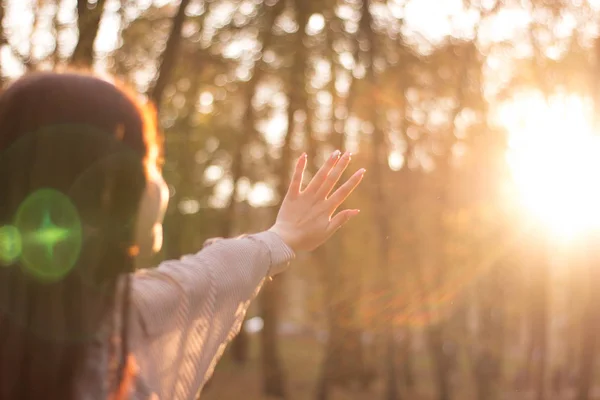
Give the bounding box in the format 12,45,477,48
0,71,364,400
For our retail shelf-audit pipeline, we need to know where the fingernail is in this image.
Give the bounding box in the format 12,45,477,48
331,150,341,159
358,168,366,175
349,209,360,219
301,153,307,159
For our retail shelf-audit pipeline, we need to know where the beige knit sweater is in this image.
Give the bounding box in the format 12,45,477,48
129,231,295,400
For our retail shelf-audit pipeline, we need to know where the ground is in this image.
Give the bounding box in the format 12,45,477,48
201,334,441,400
202,335,323,400
200,334,600,400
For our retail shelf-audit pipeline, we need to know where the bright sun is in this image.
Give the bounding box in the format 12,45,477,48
501,92,600,240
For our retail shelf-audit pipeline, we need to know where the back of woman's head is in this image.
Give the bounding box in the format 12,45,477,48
0,71,160,399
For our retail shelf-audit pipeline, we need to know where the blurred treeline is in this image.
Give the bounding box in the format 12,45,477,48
2,0,600,399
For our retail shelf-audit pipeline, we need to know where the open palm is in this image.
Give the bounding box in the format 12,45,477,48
269,150,365,252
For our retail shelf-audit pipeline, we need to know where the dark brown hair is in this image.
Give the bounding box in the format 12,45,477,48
0,71,161,399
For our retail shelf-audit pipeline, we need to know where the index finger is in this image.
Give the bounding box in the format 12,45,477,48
287,153,307,197
325,168,366,211
304,150,341,194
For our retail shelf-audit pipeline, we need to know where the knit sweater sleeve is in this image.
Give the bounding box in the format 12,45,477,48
129,231,295,400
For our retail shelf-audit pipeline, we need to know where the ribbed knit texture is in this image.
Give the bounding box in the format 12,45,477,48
129,231,295,400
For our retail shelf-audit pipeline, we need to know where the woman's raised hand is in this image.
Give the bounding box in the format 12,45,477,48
268,150,365,253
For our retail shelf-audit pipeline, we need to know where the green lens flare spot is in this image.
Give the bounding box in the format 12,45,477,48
15,189,82,282
0,225,21,266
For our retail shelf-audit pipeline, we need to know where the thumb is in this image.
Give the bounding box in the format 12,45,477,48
326,209,360,236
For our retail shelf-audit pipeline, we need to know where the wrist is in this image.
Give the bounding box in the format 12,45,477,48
268,224,298,253
250,230,296,275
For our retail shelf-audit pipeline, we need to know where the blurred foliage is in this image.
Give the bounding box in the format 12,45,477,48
3,0,600,399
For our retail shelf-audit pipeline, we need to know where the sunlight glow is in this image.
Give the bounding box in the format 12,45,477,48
502,93,600,240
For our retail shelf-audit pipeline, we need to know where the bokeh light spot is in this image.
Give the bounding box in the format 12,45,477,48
307,13,325,35
0,225,21,266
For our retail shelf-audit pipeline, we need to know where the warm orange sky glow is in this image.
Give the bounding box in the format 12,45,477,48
501,93,600,241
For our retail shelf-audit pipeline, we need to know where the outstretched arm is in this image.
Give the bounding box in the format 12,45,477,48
130,151,364,400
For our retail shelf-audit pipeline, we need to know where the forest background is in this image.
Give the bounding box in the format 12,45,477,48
2,0,600,399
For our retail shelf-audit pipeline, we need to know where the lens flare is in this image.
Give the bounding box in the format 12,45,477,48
0,225,21,266
15,189,82,282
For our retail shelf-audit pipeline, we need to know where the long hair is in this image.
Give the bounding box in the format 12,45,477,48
0,71,161,399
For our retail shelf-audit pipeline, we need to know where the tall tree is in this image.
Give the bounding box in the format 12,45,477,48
70,0,108,66
575,36,600,400
421,40,480,400
360,1,398,398
258,1,311,396
222,0,286,367
149,0,192,109
315,7,370,400
0,0,5,86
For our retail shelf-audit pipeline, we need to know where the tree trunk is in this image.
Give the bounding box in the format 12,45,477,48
51,0,62,68
158,72,204,264
221,0,284,366
427,324,452,400
257,3,310,394
315,11,369,400
0,0,5,87
229,314,249,364
576,229,600,399
531,239,550,400
149,0,192,108
576,38,600,400
424,168,453,400
315,242,369,400
400,327,415,391
70,0,108,66
575,253,599,400
473,264,505,400
259,276,286,398
361,2,397,398
425,44,475,400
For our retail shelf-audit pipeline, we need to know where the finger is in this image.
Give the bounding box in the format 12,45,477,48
316,151,351,199
304,150,341,194
326,168,366,211
326,209,361,236
287,153,307,197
